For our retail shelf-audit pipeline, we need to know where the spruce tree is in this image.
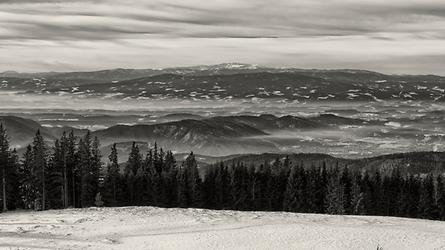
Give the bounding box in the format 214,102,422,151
283,165,306,212
406,174,421,218
91,136,102,194
283,166,301,212
306,167,319,212
47,139,64,209
214,163,230,209
32,130,47,210
350,174,365,215
105,143,120,206
142,149,155,205
325,169,345,215
418,174,436,219
59,132,69,208
340,167,352,214
164,151,178,207
0,125,19,212
18,145,35,209
184,152,201,206
0,124,10,211
78,132,99,207
436,175,445,220
125,142,142,205
126,142,142,176
230,163,248,210
247,164,259,210
66,131,77,207
202,166,217,208
7,149,20,210
177,163,188,207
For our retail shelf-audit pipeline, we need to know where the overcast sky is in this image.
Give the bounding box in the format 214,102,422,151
1,0,444,74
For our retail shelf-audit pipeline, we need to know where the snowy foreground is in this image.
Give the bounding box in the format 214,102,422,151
1,207,445,250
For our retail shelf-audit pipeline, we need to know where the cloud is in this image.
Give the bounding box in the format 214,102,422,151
0,0,444,74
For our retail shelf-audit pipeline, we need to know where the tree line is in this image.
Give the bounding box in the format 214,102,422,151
1,124,445,221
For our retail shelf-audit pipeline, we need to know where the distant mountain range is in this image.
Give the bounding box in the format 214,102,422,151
0,113,371,156
1,63,444,101
0,63,267,81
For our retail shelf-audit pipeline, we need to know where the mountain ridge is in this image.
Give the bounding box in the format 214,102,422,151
2,63,444,80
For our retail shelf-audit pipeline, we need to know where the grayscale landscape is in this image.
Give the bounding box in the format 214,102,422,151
1,0,445,249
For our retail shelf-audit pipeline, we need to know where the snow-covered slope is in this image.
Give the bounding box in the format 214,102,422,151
1,207,445,250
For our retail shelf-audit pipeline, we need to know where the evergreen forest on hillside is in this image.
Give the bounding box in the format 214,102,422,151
1,124,445,221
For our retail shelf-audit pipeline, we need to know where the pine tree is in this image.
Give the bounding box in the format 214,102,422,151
269,157,287,211
247,164,259,210
436,175,445,220
66,131,77,207
202,166,217,208
214,163,230,209
125,142,142,205
47,139,64,209
78,132,100,207
317,164,328,213
91,136,102,196
325,169,345,215
372,171,382,215
18,145,36,209
340,167,352,214
164,151,178,207
104,143,120,206
141,149,155,205
262,163,275,210
0,124,10,212
283,166,301,212
381,175,392,216
177,163,188,207
306,167,319,212
230,163,248,210
59,132,69,208
184,152,201,207
125,142,142,176
32,130,47,210
406,174,421,218
390,168,403,217
418,174,436,219
283,165,306,212
7,149,20,210
350,174,365,215
0,125,19,212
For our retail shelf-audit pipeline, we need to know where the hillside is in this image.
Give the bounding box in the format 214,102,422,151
0,116,55,147
0,112,435,157
92,118,273,155
40,72,445,101
93,118,267,142
0,116,88,148
2,65,444,102
1,207,445,250
92,113,368,156
220,151,445,175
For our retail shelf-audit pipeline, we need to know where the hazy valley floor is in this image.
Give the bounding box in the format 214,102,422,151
1,207,445,250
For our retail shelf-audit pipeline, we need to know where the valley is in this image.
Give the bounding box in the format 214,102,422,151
0,64,444,160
